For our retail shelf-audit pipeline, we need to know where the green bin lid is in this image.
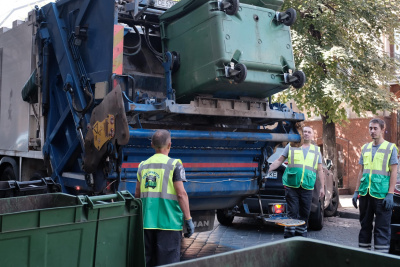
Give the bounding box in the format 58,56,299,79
159,0,209,22
240,0,283,10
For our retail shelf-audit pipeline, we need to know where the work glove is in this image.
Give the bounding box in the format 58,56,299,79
352,191,359,209
382,193,394,211
184,218,195,238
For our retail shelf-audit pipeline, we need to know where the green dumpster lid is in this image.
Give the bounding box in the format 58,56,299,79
159,0,285,22
240,0,283,10
159,0,209,22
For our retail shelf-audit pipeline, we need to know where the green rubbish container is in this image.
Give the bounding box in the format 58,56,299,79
0,191,145,267
160,0,298,103
165,237,400,267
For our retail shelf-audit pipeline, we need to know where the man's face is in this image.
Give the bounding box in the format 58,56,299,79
303,127,314,142
369,122,384,140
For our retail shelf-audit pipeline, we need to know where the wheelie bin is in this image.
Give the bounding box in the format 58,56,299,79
0,191,145,267
165,237,400,267
160,0,305,102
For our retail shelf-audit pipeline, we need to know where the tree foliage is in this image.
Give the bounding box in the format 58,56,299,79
279,0,400,123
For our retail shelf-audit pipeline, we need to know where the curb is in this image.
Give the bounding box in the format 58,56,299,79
337,210,359,220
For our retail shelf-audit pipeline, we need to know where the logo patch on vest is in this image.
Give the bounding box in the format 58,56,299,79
143,171,160,189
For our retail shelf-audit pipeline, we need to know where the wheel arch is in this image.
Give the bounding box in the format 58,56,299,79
0,156,19,180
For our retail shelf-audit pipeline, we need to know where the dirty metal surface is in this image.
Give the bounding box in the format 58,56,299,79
84,85,129,173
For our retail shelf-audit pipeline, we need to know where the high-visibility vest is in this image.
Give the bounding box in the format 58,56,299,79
137,153,183,230
359,141,395,199
282,144,320,190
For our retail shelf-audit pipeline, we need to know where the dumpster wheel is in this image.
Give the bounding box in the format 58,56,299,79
279,8,297,27
233,63,247,83
221,0,240,16
291,70,306,89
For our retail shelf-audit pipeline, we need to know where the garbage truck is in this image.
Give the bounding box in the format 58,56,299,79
0,0,306,230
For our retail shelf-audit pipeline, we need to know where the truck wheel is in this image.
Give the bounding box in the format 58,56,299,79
309,200,324,230
217,209,234,226
30,170,48,181
324,186,339,217
291,70,306,89
1,166,16,181
233,63,247,83
281,8,297,26
224,0,240,16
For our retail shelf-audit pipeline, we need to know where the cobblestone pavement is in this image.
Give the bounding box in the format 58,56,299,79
180,215,361,261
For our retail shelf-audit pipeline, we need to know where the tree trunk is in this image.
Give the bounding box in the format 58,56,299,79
321,114,338,186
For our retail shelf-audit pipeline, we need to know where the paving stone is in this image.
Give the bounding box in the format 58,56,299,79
180,216,361,261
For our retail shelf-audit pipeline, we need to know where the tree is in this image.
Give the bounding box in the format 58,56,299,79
279,0,400,185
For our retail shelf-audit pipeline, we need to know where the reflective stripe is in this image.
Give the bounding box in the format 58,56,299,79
140,162,174,172
291,164,304,169
288,147,299,168
374,245,390,249
312,148,318,169
140,158,178,201
284,227,295,233
295,225,307,232
290,164,317,171
305,166,316,172
380,144,393,172
371,170,390,176
359,243,372,250
141,191,178,201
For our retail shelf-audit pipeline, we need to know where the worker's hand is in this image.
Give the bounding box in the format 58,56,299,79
352,191,359,209
319,187,325,199
184,218,195,238
382,193,394,211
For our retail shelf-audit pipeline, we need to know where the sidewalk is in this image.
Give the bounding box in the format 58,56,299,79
337,195,359,219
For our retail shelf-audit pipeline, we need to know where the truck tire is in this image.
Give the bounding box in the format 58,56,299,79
324,186,339,217
217,209,234,226
1,165,16,181
309,200,324,230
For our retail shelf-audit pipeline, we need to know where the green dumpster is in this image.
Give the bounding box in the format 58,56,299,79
0,191,145,267
160,0,297,102
165,237,400,267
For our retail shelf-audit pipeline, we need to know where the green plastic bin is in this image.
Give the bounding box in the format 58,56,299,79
0,191,145,267
160,0,296,102
165,237,400,267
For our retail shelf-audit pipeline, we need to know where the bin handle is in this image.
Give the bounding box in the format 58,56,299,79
86,191,126,209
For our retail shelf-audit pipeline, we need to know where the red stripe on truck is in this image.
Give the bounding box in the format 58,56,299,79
121,162,258,169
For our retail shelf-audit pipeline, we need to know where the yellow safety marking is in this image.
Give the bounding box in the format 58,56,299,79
93,115,115,150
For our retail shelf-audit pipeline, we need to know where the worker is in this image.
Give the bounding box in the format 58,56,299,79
268,126,325,238
135,129,195,266
352,118,398,253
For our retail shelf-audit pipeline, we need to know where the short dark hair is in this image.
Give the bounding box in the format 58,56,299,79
152,130,171,149
369,118,385,129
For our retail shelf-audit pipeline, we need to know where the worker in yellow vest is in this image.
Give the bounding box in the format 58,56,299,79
268,126,325,238
352,118,398,253
135,130,194,266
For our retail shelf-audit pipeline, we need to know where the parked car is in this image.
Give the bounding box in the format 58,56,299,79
216,147,339,230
